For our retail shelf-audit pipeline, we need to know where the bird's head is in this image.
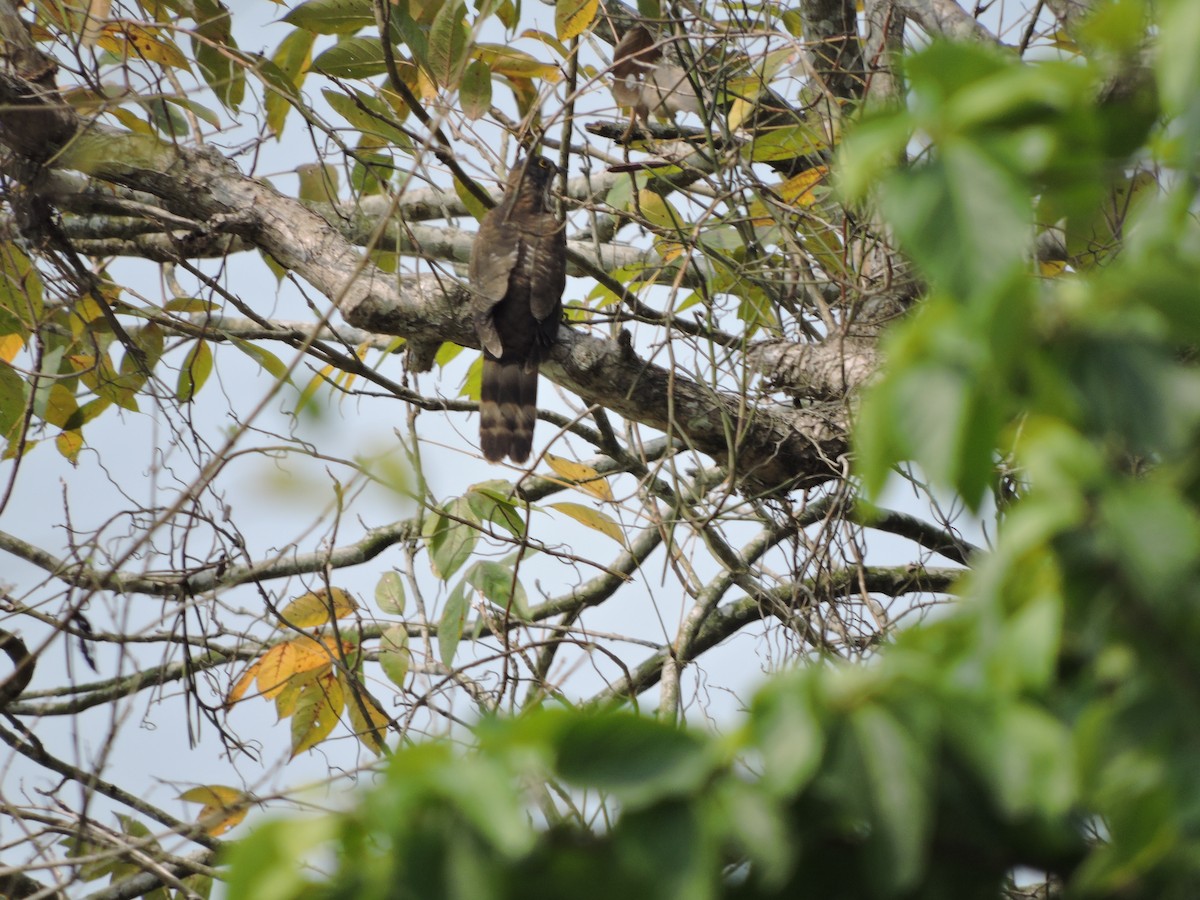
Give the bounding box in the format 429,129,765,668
515,155,558,201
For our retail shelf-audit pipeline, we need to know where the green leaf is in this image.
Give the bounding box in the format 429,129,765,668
1157,0,1200,125
458,356,481,402
193,0,244,111
176,339,213,402
454,177,490,223
229,337,291,382
459,58,492,120
428,0,470,87
835,111,912,201
745,123,830,164
290,675,343,757
265,28,314,136
223,818,331,900
438,581,469,668
165,96,221,129
947,702,1075,820
313,37,388,79
322,88,410,145
146,97,190,136
713,779,792,888
426,497,479,580
379,624,411,688
851,703,932,891
465,560,529,619
466,482,525,537
374,570,406,615
0,363,30,438
881,141,1030,297
1102,481,1200,594
750,673,825,796
283,0,375,34
553,713,715,807
614,801,713,900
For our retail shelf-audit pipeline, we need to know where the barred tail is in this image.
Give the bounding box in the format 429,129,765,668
480,356,538,463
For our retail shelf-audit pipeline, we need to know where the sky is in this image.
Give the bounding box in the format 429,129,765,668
0,0,1018,890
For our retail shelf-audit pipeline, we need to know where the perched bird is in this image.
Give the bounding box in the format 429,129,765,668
468,155,567,463
610,24,703,128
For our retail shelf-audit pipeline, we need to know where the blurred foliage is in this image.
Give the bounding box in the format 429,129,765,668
224,1,1200,896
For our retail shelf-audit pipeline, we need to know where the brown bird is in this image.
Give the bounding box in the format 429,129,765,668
610,24,703,128
468,155,566,463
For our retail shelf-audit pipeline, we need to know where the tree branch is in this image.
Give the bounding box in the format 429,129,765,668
0,70,842,491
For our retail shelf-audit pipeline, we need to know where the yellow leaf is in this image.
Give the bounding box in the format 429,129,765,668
297,363,334,413
654,237,689,262
179,785,252,837
518,29,570,59
454,176,490,223
56,430,83,464
43,383,78,429
70,295,108,331
555,0,597,41
549,501,626,546
747,167,828,225
635,189,684,231
727,96,755,132
778,166,828,207
290,671,344,757
279,587,358,628
105,106,156,135
96,23,190,69
544,453,614,501
0,334,23,362
472,44,561,81
342,674,390,756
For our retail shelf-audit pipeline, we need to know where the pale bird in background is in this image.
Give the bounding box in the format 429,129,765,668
610,24,704,128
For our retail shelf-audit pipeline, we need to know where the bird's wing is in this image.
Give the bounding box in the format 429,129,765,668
527,211,567,323
469,202,521,357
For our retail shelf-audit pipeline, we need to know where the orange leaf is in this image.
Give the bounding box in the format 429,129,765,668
255,642,299,700
226,659,262,706
0,334,23,362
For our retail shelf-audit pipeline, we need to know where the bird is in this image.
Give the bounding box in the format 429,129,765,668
468,155,567,463
610,24,703,129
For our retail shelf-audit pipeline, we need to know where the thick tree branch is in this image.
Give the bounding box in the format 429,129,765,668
748,335,881,400
0,68,841,490
896,0,997,43
799,0,866,103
